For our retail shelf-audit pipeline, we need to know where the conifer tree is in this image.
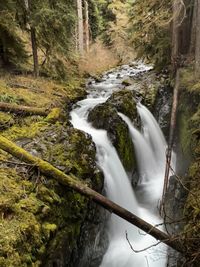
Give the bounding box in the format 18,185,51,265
0,1,27,67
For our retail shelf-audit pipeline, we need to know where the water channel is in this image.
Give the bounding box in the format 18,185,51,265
70,62,170,267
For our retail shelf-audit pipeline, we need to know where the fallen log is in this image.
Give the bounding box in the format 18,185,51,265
0,102,49,116
0,135,184,253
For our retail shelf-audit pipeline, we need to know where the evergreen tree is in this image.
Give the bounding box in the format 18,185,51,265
128,0,171,68
0,1,27,67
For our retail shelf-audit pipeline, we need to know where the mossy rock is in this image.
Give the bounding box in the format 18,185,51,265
88,102,136,172
107,89,137,121
142,83,159,110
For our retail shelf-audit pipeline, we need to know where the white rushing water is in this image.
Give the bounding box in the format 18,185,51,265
70,63,168,267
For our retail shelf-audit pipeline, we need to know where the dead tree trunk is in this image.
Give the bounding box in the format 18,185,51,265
161,69,180,214
24,0,39,77
161,0,183,214
77,0,84,54
0,135,185,254
0,102,48,116
30,27,39,78
189,0,197,55
84,0,89,52
171,0,181,72
195,0,200,78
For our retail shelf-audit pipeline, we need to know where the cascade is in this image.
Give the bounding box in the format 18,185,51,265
70,63,168,267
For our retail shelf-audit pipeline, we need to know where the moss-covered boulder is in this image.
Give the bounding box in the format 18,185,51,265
88,101,136,172
107,89,137,121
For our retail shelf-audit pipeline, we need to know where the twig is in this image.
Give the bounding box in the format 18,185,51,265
126,231,162,253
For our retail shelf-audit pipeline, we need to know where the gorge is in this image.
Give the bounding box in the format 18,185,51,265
70,63,172,266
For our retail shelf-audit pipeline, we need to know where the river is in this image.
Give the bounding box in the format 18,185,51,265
70,62,169,267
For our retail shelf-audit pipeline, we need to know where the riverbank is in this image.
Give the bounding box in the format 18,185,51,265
0,72,105,266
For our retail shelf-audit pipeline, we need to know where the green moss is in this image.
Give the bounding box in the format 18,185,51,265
183,158,200,252
177,111,192,156
144,84,159,108
0,169,43,266
0,112,14,130
2,120,48,140
0,116,102,266
0,161,90,266
107,89,137,121
178,75,200,261
0,71,99,266
115,120,136,171
42,223,57,239
180,66,200,94
45,108,63,123
88,102,136,171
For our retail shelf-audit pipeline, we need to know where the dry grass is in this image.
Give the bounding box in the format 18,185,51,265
78,40,119,76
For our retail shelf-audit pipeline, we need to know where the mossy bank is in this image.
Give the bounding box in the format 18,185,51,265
0,74,104,267
165,67,200,266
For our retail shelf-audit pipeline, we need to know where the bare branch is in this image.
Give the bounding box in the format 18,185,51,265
126,231,162,253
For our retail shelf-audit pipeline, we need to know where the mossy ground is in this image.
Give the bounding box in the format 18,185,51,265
0,74,86,108
0,74,102,266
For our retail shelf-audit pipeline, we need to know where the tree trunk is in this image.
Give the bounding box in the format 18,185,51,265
0,102,49,116
161,69,180,214
189,0,197,55
25,0,39,77
77,0,84,54
195,0,200,78
0,135,185,254
30,27,39,78
171,0,180,72
161,0,182,214
84,0,89,52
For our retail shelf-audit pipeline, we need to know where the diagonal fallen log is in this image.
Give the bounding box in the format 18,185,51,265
0,135,184,254
0,102,49,116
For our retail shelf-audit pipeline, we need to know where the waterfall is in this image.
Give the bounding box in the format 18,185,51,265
137,103,167,168
70,63,168,267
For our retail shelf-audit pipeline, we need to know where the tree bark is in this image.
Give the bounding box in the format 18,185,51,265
77,0,84,54
84,0,89,52
161,69,180,214
171,0,180,72
0,102,48,116
24,0,39,77
189,0,197,55
195,0,200,78
160,1,183,213
0,135,185,254
30,27,39,78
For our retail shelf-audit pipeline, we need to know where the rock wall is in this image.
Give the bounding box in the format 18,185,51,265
164,82,200,266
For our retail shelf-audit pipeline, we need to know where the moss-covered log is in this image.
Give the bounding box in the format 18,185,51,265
0,102,49,116
0,135,185,254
